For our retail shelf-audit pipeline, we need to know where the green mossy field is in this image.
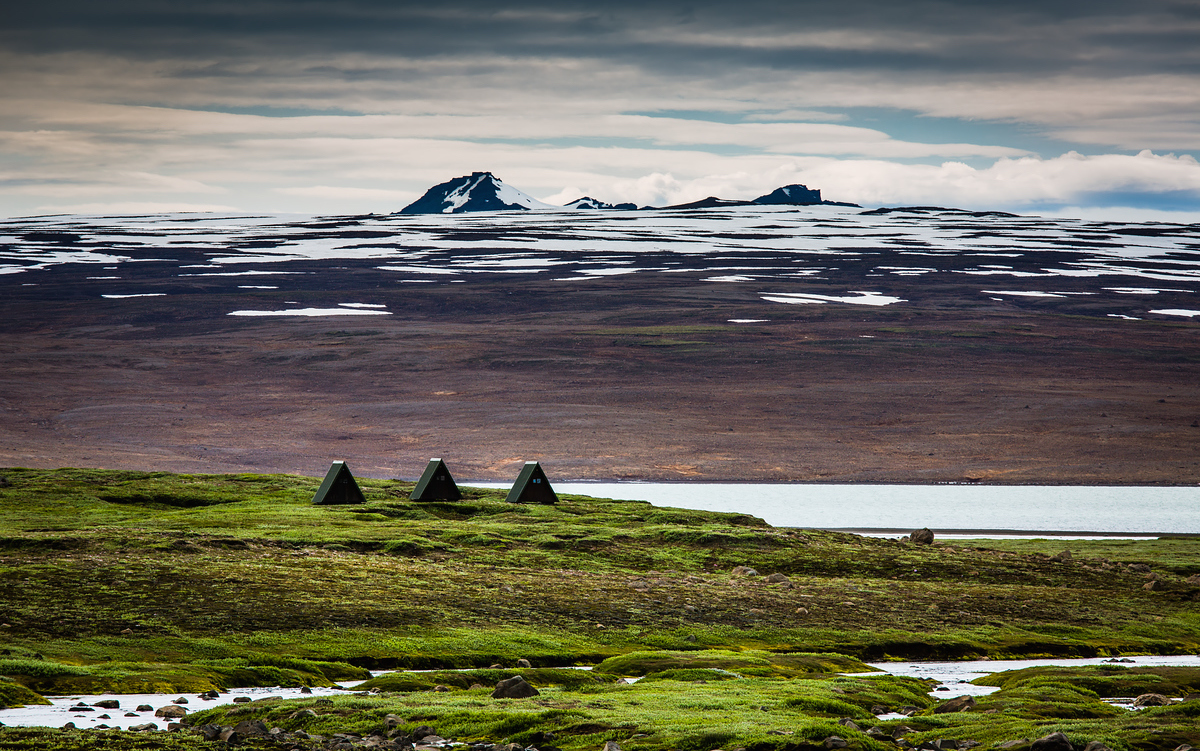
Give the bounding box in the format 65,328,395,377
1,468,1198,750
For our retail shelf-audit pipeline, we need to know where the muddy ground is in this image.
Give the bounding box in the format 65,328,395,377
3,256,1198,485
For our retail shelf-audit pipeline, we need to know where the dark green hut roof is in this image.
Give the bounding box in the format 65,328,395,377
410,458,462,501
505,461,558,504
312,460,366,505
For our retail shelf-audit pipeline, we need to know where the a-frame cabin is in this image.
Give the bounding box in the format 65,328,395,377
505,461,558,504
410,458,462,501
312,460,366,505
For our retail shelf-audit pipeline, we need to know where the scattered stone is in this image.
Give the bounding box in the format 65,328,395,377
136,704,153,712
218,728,242,744
234,719,270,735
97,714,110,719
933,695,975,714
1143,580,1161,591
120,628,134,635
1031,732,1074,751
1051,550,1072,562
232,696,251,703
516,658,533,668
70,704,94,712
124,713,139,717
896,705,920,716
172,696,188,704
489,663,505,669
300,686,312,694
434,685,450,692
92,699,120,709
684,604,700,613
911,528,935,545
893,726,914,739
1132,693,1171,707
936,686,951,691
837,719,860,731
412,725,437,740
291,708,319,720
155,705,187,718
1128,563,1152,573
129,723,157,732
62,722,75,730
602,742,623,751
200,690,220,700
824,736,849,749
731,565,759,576
1174,745,1194,751
492,675,540,699
1187,574,1200,585
765,573,791,585
1083,742,1113,751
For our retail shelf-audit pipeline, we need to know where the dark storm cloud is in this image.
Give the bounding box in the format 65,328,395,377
3,0,1199,78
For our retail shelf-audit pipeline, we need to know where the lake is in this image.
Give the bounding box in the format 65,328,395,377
470,482,1200,537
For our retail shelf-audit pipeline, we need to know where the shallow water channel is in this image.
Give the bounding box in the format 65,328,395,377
471,483,1200,537
4,656,1199,730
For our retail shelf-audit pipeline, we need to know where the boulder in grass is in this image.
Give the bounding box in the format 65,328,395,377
154,705,186,718
824,737,849,749
933,695,975,714
731,565,759,576
1030,732,1073,751
1083,742,1113,751
491,675,539,699
911,528,935,545
129,723,158,732
1132,693,1171,707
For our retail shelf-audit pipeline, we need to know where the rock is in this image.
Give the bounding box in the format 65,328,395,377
731,565,759,576
155,705,187,718
516,658,533,668
172,697,188,704
290,709,318,720
93,699,120,709
1187,574,1200,585
933,695,975,714
120,628,134,635
837,719,860,731
1183,693,1200,702
232,696,251,703
870,704,889,715
1132,693,1171,706
896,705,920,716
62,722,75,730
300,686,312,694
866,728,892,741
1051,550,1072,562
1031,732,1074,751
434,685,450,692
489,663,505,669
129,722,158,732
1143,580,1161,591
385,714,404,729
97,714,111,719
412,725,437,739
1128,563,1152,573
1083,742,1113,751
136,704,153,712
795,606,809,616
492,675,540,699
124,713,138,717
197,725,223,741
70,704,94,712
199,690,220,700
1173,745,1194,751
824,736,849,749
911,528,935,545
765,573,792,585
936,686,951,691
234,719,270,736
603,743,623,751
218,729,242,744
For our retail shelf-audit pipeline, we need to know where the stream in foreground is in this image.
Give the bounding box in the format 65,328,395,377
4,655,1200,730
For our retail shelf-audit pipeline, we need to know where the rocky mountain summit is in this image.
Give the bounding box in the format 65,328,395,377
398,174,856,213
397,172,554,214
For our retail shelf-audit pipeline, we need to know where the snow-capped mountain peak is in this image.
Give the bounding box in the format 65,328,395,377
398,172,555,214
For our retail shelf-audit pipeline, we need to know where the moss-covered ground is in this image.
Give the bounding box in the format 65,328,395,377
1,468,1198,750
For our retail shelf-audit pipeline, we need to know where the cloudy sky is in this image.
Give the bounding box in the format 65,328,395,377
3,0,1200,218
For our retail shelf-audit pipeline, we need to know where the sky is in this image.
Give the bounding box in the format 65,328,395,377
2,0,1200,219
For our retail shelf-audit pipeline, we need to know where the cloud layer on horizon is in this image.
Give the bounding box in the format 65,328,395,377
2,0,1199,217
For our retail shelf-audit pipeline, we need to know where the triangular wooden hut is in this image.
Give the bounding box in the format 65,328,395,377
410,458,462,501
505,461,558,504
312,460,366,505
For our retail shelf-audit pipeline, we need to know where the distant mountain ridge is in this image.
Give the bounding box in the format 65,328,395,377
396,173,857,214
398,172,554,214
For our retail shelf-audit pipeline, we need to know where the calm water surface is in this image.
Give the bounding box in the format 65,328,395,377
472,483,1200,536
